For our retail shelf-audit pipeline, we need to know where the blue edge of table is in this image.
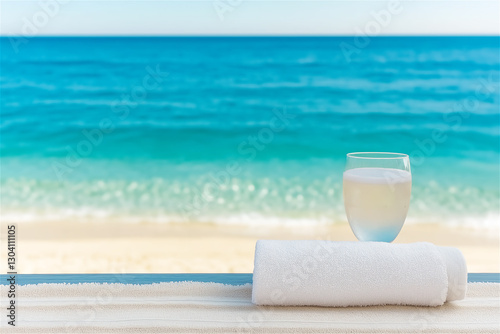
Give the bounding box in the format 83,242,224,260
0,273,499,285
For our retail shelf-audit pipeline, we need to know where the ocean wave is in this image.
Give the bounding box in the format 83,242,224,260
1,173,498,230
0,36,498,233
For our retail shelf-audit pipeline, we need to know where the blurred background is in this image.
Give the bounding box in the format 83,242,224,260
0,1,499,273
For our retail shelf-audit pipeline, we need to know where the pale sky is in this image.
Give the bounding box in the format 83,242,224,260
1,1,499,36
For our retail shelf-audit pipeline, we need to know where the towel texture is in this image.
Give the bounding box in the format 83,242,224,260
0,282,498,333
252,241,467,307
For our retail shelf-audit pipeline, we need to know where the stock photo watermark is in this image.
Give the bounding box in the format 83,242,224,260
8,0,69,53
62,272,131,333
5,225,17,327
180,106,297,219
213,0,243,21
51,64,169,181
339,0,403,63
410,70,499,166
237,238,339,331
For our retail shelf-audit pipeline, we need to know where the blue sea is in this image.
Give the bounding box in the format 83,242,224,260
0,37,499,229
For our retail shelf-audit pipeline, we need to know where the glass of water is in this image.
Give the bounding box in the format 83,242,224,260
343,152,411,242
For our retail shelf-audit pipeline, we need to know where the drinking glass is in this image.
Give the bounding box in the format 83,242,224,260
343,152,411,242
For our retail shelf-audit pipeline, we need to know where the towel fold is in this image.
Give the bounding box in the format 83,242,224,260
252,241,467,307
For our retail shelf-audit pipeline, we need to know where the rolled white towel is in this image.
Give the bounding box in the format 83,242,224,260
252,240,467,307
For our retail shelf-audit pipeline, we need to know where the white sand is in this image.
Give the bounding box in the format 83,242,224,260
0,222,498,273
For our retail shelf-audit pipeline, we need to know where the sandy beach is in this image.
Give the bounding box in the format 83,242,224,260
2,222,498,274
2,36,499,277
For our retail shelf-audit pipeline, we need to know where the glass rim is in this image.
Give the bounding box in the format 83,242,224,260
346,152,409,160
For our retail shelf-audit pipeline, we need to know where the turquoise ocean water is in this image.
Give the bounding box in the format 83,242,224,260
0,37,498,229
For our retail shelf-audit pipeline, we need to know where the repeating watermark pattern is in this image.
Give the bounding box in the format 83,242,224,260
51,64,169,181
213,0,244,21
8,0,70,53
409,271,467,331
237,239,467,332
410,71,499,166
63,272,130,332
180,106,297,219
339,0,404,63
237,237,339,331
